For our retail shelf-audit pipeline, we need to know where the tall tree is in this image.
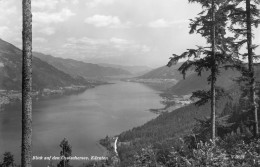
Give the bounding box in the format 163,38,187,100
167,0,234,143
57,138,72,167
245,0,258,136
227,0,260,136
210,0,217,142
21,0,32,167
1,152,15,167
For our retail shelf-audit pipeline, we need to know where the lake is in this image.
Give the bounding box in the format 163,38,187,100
0,81,164,167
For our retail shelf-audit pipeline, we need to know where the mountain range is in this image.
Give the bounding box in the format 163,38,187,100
33,53,132,80
0,39,89,90
168,68,242,95
137,63,191,80
2,37,253,96
0,39,140,91
137,63,258,96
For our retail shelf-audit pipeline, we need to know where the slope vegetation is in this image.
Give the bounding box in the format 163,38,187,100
0,39,87,90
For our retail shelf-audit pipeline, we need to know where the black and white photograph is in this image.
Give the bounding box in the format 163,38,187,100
0,0,260,166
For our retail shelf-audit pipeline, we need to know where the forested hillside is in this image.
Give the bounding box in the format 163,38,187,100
167,68,241,95
167,65,260,96
0,39,88,90
138,63,193,80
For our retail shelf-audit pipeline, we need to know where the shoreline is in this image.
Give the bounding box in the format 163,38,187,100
0,82,110,109
122,79,194,114
149,93,193,114
97,83,195,165
99,136,120,166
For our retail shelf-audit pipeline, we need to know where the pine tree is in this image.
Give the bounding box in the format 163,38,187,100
210,0,217,144
1,152,15,167
167,0,235,143
21,0,33,167
227,0,260,136
57,138,72,167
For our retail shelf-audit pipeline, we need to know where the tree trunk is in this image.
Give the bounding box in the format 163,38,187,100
22,0,32,167
211,0,216,143
246,0,258,136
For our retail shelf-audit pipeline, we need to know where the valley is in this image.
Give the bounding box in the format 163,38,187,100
1,39,259,167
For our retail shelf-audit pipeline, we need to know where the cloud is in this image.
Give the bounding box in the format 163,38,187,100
33,37,47,43
61,0,80,5
86,0,115,8
149,19,171,28
33,8,75,24
71,0,79,5
84,15,130,28
32,0,59,10
110,38,131,45
148,18,188,28
110,37,134,51
0,26,18,40
0,26,9,36
140,45,151,52
0,0,16,12
32,0,79,10
38,27,56,35
66,37,107,45
0,1,17,22
3,6,17,15
61,37,151,57
109,37,151,52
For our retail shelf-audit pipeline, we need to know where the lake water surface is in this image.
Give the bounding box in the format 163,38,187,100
0,81,163,167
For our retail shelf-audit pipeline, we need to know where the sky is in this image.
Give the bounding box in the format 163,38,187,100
0,0,259,68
